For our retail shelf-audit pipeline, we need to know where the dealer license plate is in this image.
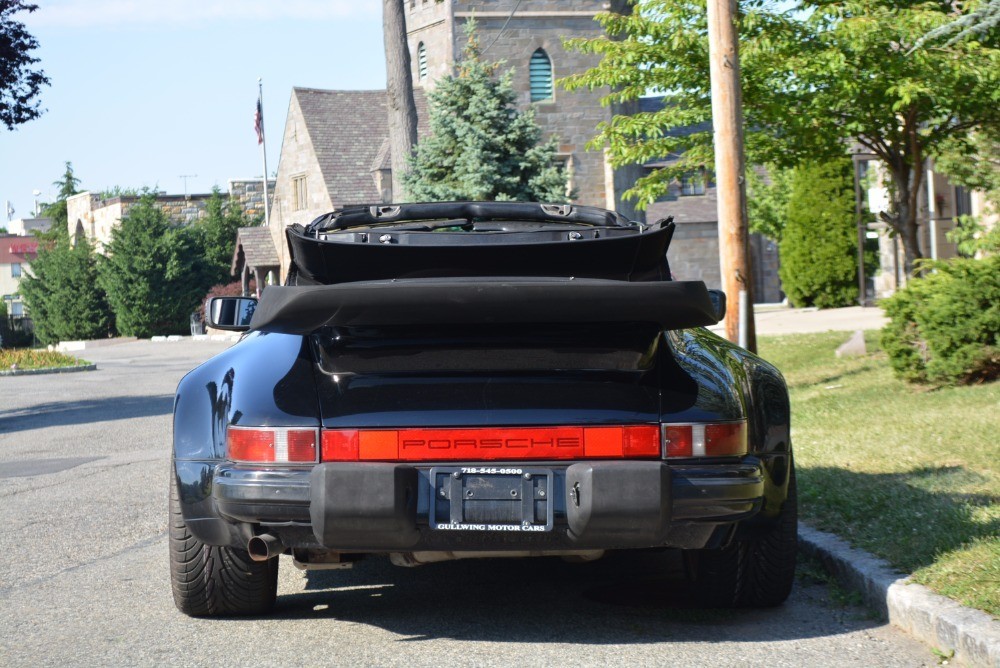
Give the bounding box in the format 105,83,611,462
429,467,554,532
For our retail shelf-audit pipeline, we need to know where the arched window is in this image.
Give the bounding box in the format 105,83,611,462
529,49,553,102
417,42,428,81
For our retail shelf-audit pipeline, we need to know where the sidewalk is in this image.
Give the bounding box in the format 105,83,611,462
709,305,888,336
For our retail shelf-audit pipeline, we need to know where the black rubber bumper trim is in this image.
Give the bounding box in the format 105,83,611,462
211,459,765,547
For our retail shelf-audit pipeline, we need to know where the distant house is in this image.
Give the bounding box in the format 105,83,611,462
0,235,39,318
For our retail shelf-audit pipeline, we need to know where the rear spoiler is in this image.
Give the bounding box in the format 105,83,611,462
249,278,723,334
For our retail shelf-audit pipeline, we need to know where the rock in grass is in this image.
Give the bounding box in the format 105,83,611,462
836,330,866,358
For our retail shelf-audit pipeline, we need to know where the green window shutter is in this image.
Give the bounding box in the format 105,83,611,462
418,42,427,80
529,49,553,102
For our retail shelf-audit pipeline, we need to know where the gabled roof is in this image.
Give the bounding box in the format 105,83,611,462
0,235,38,265
232,226,279,273
293,88,428,205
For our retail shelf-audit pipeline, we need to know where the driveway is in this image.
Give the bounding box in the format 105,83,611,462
0,339,933,667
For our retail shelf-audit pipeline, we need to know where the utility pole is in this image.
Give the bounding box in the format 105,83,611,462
707,0,756,352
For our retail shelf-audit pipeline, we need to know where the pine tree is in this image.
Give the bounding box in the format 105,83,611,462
778,158,859,308
403,22,570,203
97,193,206,337
20,236,113,344
188,187,251,287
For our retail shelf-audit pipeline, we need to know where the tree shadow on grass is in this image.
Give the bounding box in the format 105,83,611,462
798,465,998,575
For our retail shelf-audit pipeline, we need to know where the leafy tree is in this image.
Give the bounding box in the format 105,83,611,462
911,0,1000,50
0,1,48,130
97,194,206,337
20,236,114,344
778,158,859,308
404,22,570,203
746,165,794,243
563,0,1000,276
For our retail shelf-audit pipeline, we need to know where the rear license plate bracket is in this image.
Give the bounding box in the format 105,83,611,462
429,467,553,532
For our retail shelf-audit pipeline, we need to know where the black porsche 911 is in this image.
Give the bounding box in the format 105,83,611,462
170,201,795,616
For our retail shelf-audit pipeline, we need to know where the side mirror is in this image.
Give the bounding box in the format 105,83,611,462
707,289,727,322
207,296,258,331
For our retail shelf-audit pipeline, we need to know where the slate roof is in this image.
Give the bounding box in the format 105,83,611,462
232,226,279,273
294,88,429,205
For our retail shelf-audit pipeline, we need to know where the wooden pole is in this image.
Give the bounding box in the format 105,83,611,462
707,0,756,352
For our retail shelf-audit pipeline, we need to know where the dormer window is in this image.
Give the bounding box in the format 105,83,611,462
529,49,553,102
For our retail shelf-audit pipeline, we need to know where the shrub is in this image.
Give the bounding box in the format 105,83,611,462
778,158,859,308
881,255,1000,384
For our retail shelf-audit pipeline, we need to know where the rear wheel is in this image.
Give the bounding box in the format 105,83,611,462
693,461,798,607
169,473,278,616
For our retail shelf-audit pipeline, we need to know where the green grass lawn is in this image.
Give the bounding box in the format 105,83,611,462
0,348,89,372
757,331,999,616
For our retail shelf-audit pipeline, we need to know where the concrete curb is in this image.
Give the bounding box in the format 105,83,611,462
0,363,97,377
799,524,1000,667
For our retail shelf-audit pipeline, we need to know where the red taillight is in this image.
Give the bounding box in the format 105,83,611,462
661,421,747,458
320,425,661,462
227,426,318,463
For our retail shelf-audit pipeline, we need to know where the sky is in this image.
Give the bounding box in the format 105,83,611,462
1,0,386,220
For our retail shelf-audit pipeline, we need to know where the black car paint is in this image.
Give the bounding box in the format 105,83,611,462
172,322,791,548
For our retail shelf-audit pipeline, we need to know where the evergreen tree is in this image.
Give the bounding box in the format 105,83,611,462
20,236,113,344
97,193,206,337
403,23,570,203
38,161,81,239
778,158,859,308
188,187,251,287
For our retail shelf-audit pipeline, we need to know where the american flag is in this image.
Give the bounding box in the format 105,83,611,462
254,98,264,145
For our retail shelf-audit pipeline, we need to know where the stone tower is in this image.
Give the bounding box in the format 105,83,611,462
404,0,643,220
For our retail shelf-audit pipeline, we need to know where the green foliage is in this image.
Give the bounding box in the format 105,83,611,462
97,193,207,337
0,1,49,130
19,236,114,344
881,255,1000,384
404,22,570,203
187,187,251,287
563,0,1000,275
910,0,1000,51
38,161,81,236
778,158,858,308
746,165,794,242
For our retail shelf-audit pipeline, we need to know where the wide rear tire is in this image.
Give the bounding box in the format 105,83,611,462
694,461,798,607
169,473,278,616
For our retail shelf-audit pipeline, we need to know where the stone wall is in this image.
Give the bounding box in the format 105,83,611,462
67,182,276,254
229,179,276,223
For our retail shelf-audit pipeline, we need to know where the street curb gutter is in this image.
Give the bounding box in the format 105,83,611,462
0,363,97,377
799,524,1000,667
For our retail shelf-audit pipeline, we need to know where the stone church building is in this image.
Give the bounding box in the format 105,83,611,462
259,0,782,300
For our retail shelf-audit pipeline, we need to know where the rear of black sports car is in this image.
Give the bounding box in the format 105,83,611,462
170,202,795,616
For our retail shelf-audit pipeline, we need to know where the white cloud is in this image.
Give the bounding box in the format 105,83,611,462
26,0,378,28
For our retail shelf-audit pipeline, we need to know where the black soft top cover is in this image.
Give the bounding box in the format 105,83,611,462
249,278,720,334
286,202,674,284
253,202,719,335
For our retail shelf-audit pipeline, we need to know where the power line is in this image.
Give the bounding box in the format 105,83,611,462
481,0,523,55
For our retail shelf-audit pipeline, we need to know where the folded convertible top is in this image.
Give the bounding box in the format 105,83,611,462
249,278,720,334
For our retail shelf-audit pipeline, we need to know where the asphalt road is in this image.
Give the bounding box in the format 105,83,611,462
0,339,934,667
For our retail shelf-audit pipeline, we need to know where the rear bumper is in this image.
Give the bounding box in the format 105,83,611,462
210,460,763,551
